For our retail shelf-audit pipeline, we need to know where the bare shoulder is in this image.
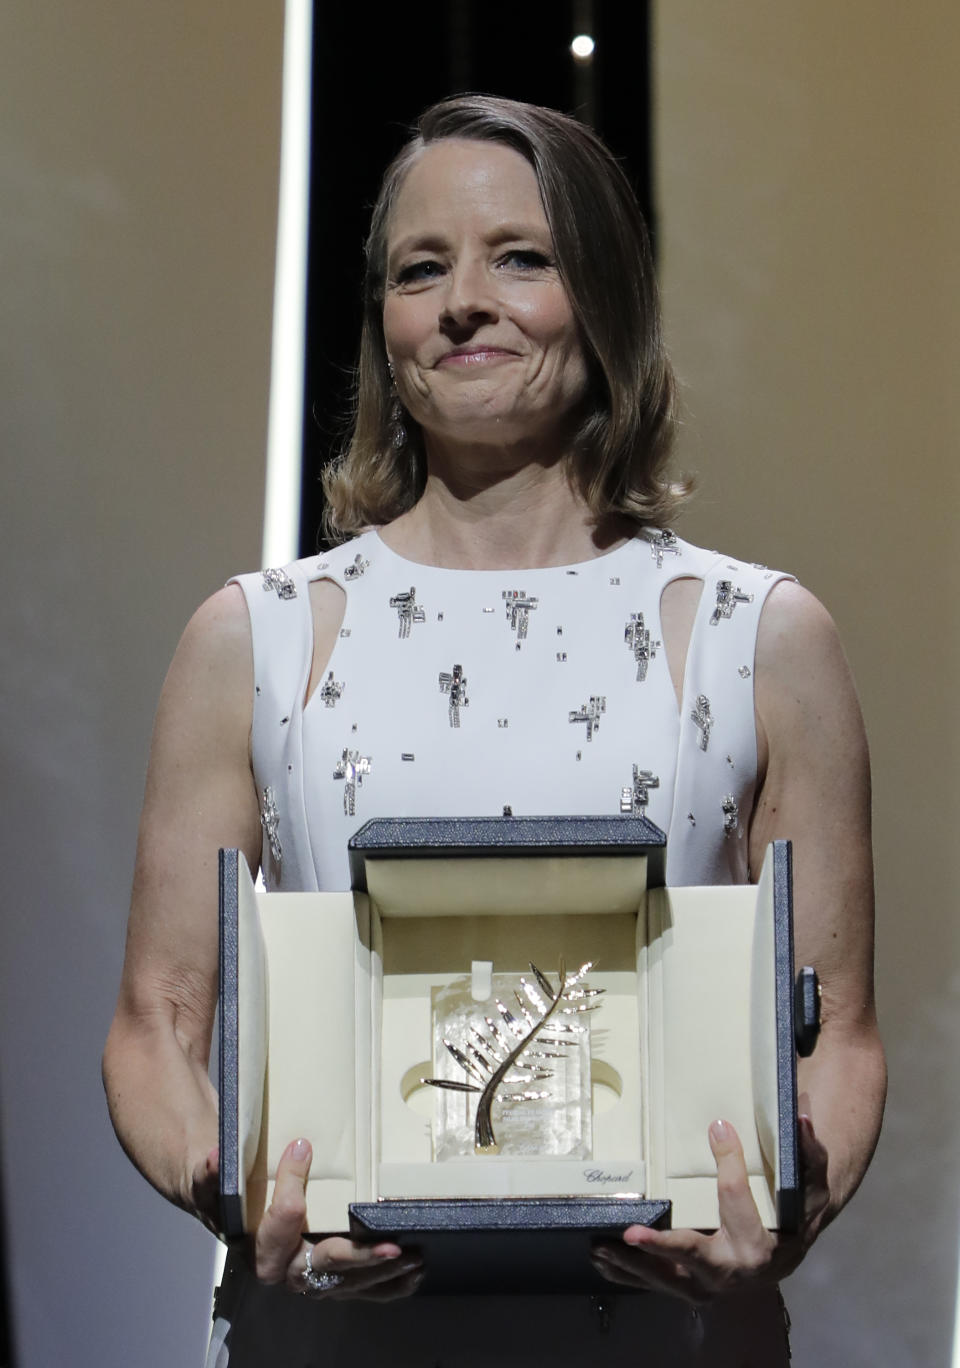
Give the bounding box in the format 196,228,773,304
170,583,253,677
754,581,866,753
140,583,259,896
155,585,254,736
755,580,850,685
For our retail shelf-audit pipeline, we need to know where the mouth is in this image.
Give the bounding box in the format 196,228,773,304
435,346,520,368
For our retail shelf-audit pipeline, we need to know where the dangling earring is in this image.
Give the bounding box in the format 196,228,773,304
386,360,407,451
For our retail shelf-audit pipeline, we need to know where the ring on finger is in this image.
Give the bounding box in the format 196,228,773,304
301,1243,345,1295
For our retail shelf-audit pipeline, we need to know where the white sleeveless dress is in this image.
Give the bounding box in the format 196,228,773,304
207,528,795,1367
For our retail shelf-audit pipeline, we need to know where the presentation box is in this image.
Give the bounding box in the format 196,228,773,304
219,816,815,1293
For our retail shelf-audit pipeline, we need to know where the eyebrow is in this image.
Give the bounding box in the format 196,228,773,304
388,222,553,267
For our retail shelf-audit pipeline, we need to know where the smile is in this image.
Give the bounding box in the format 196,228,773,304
435,348,520,368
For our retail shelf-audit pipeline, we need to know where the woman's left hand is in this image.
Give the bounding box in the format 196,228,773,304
591,1109,829,1302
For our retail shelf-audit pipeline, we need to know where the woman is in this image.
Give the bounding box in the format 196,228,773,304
104,95,885,1365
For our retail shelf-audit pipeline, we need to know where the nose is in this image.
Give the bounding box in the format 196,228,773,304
439,259,499,333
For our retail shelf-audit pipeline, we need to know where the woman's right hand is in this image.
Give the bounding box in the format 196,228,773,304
207,1138,424,1300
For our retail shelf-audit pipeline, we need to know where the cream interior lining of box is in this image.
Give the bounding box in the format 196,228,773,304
234,848,783,1233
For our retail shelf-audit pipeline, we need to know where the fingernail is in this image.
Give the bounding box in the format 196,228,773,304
622,1227,646,1247
290,1137,310,1161
373,1243,402,1259
709,1119,730,1143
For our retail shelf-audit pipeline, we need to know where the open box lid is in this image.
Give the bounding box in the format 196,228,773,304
348,814,667,889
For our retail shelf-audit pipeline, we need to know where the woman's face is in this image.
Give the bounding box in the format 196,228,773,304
382,139,589,453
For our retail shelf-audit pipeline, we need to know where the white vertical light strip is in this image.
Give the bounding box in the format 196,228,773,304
952,1251,960,1368
260,0,313,569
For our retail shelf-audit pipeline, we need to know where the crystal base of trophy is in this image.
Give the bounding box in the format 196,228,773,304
427,961,596,1160
218,816,819,1293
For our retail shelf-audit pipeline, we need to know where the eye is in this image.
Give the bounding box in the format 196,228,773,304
497,249,554,271
393,259,445,287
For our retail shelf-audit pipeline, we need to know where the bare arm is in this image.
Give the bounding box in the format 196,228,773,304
597,579,885,1297
103,585,262,1220
103,584,420,1297
750,580,885,1222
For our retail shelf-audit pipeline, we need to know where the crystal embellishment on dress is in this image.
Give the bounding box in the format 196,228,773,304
619,765,660,815
624,612,659,682
390,586,426,638
710,580,754,625
569,695,606,742
319,671,344,707
333,748,371,816
738,665,751,678
342,553,370,581
648,529,680,568
691,694,713,751
439,664,469,728
721,795,739,839
503,589,538,642
261,567,297,600
260,786,282,863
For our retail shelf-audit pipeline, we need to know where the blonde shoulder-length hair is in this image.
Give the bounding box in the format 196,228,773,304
322,94,687,543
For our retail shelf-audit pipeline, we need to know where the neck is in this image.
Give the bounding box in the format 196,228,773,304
379,441,625,570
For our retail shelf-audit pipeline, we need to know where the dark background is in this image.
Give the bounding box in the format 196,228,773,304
299,0,653,554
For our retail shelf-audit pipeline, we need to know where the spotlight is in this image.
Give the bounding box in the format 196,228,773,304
571,34,595,61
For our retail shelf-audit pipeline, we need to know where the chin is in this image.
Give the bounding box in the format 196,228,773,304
422,403,578,451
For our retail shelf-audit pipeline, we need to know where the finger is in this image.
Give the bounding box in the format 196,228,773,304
190,1146,221,1232
307,1235,406,1268
291,1243,421,1298
592,1246,712,1304
621,1225,711,1262
256,1138,311,1283
708,1119,768,1248
338,1266,425,1302
798,1113,830,1225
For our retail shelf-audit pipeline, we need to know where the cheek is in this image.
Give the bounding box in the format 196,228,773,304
382,299,422,360
382,302,436,415
519,297,584,362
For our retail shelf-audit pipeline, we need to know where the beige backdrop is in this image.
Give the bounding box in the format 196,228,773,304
0,4,281,1364
2,4,956,1366
655,4,960,1363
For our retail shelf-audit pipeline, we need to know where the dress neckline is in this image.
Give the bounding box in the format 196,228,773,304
368,527,646,577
